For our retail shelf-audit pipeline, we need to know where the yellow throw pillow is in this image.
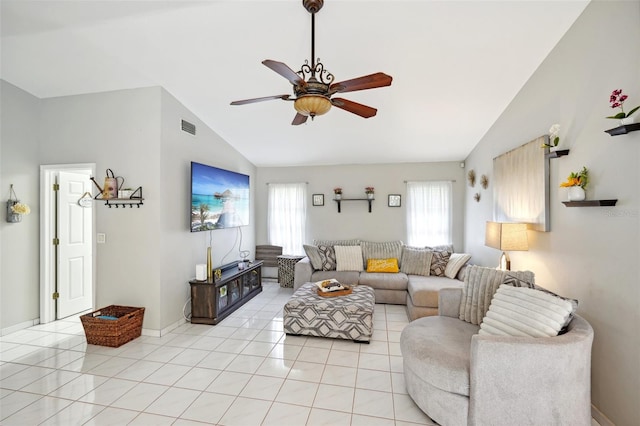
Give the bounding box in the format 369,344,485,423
366,258,399,273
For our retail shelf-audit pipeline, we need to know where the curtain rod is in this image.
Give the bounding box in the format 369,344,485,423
403,179,457,183
266,182,309,185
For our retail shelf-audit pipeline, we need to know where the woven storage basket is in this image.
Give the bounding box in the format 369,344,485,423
80,305,145,347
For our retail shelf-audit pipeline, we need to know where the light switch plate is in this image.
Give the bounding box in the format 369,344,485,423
97,233,106,244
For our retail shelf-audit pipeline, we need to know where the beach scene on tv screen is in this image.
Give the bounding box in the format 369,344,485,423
191,162,250,231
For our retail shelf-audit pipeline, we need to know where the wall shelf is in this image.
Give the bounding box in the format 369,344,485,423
604,123,640,136
545,149,570,159
334,198,374,213
95,187,144,208
562,199,617,207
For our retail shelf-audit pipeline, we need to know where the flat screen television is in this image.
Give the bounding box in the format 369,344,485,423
190,162,250,231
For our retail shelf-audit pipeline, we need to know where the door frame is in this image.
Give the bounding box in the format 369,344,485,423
40,163,96,323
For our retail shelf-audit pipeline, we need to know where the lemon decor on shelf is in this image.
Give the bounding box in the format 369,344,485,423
560,166,589,202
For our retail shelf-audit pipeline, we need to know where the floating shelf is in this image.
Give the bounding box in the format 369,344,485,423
604,123,640,136
562,199,617,207
545,149,570,159
334,198,374,213
95,187,144,208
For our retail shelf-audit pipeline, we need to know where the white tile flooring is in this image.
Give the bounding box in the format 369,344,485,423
0,282,437,426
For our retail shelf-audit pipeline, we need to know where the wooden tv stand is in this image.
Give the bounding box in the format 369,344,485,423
189,260,263,325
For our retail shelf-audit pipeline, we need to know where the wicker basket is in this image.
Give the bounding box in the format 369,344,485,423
80,305,145,347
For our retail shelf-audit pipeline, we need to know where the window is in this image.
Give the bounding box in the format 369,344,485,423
267,183,307,255
406,181,452,247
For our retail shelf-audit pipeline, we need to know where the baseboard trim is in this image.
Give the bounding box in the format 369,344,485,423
1,318,40,337
592,404,614,426
140,317,186,338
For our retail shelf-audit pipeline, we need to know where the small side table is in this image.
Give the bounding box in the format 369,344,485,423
277,255,305,288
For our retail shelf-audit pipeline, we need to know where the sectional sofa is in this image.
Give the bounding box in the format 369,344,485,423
293,239,471,320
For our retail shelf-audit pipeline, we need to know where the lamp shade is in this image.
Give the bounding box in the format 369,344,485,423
485,222,529,251
294,95,332,117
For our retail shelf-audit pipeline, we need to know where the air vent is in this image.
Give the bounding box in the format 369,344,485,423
181,119,196,135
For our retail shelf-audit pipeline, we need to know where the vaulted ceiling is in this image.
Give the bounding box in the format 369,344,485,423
1,0,589,166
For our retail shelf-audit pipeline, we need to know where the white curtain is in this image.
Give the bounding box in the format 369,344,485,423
406,181,452,247
268,183,307,255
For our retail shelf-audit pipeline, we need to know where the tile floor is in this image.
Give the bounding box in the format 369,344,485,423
0,282,603,426
0,282,437,426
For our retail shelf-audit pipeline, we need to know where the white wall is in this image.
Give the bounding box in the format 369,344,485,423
1,83,257,333
257,162,465,250
463,2,639,425
159,89,256,330
0,81,41,331
39,87,164,330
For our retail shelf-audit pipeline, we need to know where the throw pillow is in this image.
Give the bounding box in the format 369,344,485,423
361,241,403,269
430,250,451,277
444,253,472,279
313,239,361,247
426,244,454,253
479,284,578,337
335,245,364,272
317,245,337,271
366,258,399,273
458,265,535,325
400,246,433,276
303,245,324,270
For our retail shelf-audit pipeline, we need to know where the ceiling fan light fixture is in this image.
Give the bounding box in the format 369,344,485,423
294,95,332,117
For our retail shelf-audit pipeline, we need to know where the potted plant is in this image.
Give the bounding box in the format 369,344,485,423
542,123,561,150
365,186,375,199
607,89,639,125
333,187,342,200
560,166,589,201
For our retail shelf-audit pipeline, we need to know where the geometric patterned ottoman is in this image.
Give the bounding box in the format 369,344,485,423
283,282,375,343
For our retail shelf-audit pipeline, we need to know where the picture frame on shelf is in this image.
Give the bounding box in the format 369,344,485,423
388,194,401,207
312,194,324,206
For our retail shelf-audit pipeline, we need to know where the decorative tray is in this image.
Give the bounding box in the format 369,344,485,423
317,286,352,297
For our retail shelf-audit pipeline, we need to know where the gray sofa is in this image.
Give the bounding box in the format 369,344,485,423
293,240,467,320
400,286,594,426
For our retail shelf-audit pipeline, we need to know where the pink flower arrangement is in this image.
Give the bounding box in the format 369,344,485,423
365,187,375,194
607,89,639,119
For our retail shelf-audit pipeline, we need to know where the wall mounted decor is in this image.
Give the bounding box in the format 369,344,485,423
312,194,324,206
467,169,476,187
6,184,30,223
388,194,401,207
480,175,489,189
474,193,481,202
493,135,549,232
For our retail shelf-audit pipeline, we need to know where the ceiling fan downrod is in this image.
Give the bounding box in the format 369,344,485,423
298,0,333,86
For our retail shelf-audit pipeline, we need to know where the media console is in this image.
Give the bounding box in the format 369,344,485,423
189,260,263,325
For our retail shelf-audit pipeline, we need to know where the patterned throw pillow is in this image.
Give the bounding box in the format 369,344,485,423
303,245,324,270
444,253,471,279
335,245,364,272
479,285,578,337
430,250,451,277
366,258,399,273
317,245,337,271
400,246,433,276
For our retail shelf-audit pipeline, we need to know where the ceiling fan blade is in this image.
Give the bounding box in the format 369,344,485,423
329,72,392,94
331,98,378,118
230,94,290,105
292,113,308,126
262,60,306,87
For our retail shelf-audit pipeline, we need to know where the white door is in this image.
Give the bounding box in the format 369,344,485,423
57,171,93,319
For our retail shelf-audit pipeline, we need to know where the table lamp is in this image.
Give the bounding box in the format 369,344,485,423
485,222,528,270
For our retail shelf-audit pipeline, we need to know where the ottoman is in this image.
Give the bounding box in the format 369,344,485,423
283,282,375,342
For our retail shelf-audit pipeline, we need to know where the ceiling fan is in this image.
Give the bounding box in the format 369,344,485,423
230,0,393,126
